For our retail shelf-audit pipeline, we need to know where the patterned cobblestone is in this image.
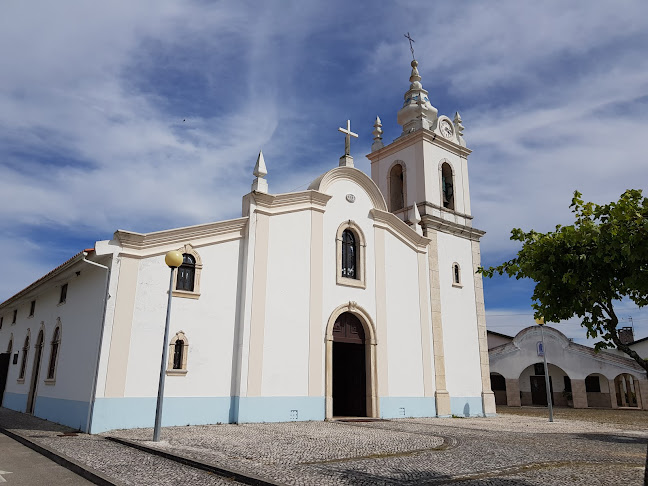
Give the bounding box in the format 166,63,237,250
1,407,646,485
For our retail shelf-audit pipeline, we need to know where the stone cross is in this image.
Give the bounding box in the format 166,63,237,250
404,32,415,60
338,120,358,156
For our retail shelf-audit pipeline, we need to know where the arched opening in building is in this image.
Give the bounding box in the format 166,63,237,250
519,362,570,407
584,373,611,408
614,373,640,408
441,162,454,210
332,312,367,417
389,163,405,212
490,372,507,405
26,329,44,414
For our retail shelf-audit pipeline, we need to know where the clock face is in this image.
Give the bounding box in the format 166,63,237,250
440,120,454,139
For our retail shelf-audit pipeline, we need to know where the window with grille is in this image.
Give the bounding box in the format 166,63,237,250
341,230,357,279
47,327,61,380
176,254,196,291
19,336,29,380
173,340,184,370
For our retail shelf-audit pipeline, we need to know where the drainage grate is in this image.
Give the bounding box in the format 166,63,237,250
399,407,406,417
290,409,298,421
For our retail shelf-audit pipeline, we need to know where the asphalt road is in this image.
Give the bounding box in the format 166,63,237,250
0,433,92,485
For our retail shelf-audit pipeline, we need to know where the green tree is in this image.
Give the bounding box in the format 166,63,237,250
479,189,648,372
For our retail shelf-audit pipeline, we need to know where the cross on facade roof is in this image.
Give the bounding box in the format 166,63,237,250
404,32,415,60
338,119,358,157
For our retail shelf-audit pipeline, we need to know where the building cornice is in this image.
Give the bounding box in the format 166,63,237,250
114,217,249,251
370,209,431,252
251,190,332,215
366,128,472,162
421,214,485,241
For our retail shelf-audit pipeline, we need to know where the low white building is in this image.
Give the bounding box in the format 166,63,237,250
488,327,648,410
0,59,495,433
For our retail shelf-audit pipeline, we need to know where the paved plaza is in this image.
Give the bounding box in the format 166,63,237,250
0,406,646,485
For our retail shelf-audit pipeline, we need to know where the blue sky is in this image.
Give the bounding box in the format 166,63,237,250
1,1,647,345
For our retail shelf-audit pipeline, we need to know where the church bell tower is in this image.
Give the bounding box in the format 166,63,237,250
366,58,473,232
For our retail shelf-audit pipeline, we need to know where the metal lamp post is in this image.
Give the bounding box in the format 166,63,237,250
535,317,554,422
153,250,183,442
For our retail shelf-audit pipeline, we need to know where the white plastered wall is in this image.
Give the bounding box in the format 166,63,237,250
436,231,482,397
123,240,242,398
383,231,426,397
0,261,107,404
261,210,312,397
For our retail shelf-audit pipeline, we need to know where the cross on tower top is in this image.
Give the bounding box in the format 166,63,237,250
404,32,415,60
338,119,358,157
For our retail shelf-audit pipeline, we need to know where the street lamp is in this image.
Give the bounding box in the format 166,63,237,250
535,316,554,422
153,250,183,442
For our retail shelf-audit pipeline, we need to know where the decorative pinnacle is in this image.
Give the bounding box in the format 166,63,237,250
453,112,464,135
411,203,422,235
252,151,268,193
371,116,384,152
409,60,422,89
253,151,267,178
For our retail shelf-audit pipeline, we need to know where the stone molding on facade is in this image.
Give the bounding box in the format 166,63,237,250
366,128,472,164
421,214,484,242
370,209,430,252
309,166,388,212
324,302,379,419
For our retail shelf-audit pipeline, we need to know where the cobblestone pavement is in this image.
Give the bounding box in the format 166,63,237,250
109,410,648,485
1,407,646,485
0,409,243,485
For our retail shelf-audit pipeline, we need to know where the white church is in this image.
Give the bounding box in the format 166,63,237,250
0,58,496,433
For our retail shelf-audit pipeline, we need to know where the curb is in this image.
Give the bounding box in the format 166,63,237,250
106,436,284,486
0,427,121,486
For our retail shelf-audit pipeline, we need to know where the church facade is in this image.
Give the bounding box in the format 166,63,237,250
0,59,495,433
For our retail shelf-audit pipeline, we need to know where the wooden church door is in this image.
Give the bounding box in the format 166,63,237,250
332,312,366,417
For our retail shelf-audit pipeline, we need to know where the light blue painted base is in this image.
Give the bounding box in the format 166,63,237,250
91,396,232,434
234,396,325,423
380,397,436,418
91,396,326,433
2,392,27,413
450,397,484,417
34,396,90,432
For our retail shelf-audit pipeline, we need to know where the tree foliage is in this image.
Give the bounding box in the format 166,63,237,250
479,189,648,372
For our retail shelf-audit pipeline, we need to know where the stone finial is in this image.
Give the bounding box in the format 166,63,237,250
251,151,268,193
410,202,422,235
409,60,422,89
371,116,384,152
454,112,466,147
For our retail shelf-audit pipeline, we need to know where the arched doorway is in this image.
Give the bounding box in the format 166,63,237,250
26,329,44,414
585,373,611,408
325,303,378,419
490,373,507,405
519,362,570,407
332,312,366,417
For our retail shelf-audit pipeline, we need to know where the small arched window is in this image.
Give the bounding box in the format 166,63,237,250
47,327,61,381
452,262,462,287
336,222,366,289
173,245,203,298
173,340,184,370
177,254,196,291
19,335,29,380
441,162,454,210
389,163,405,212
167,331,189,374
341,230,357,279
